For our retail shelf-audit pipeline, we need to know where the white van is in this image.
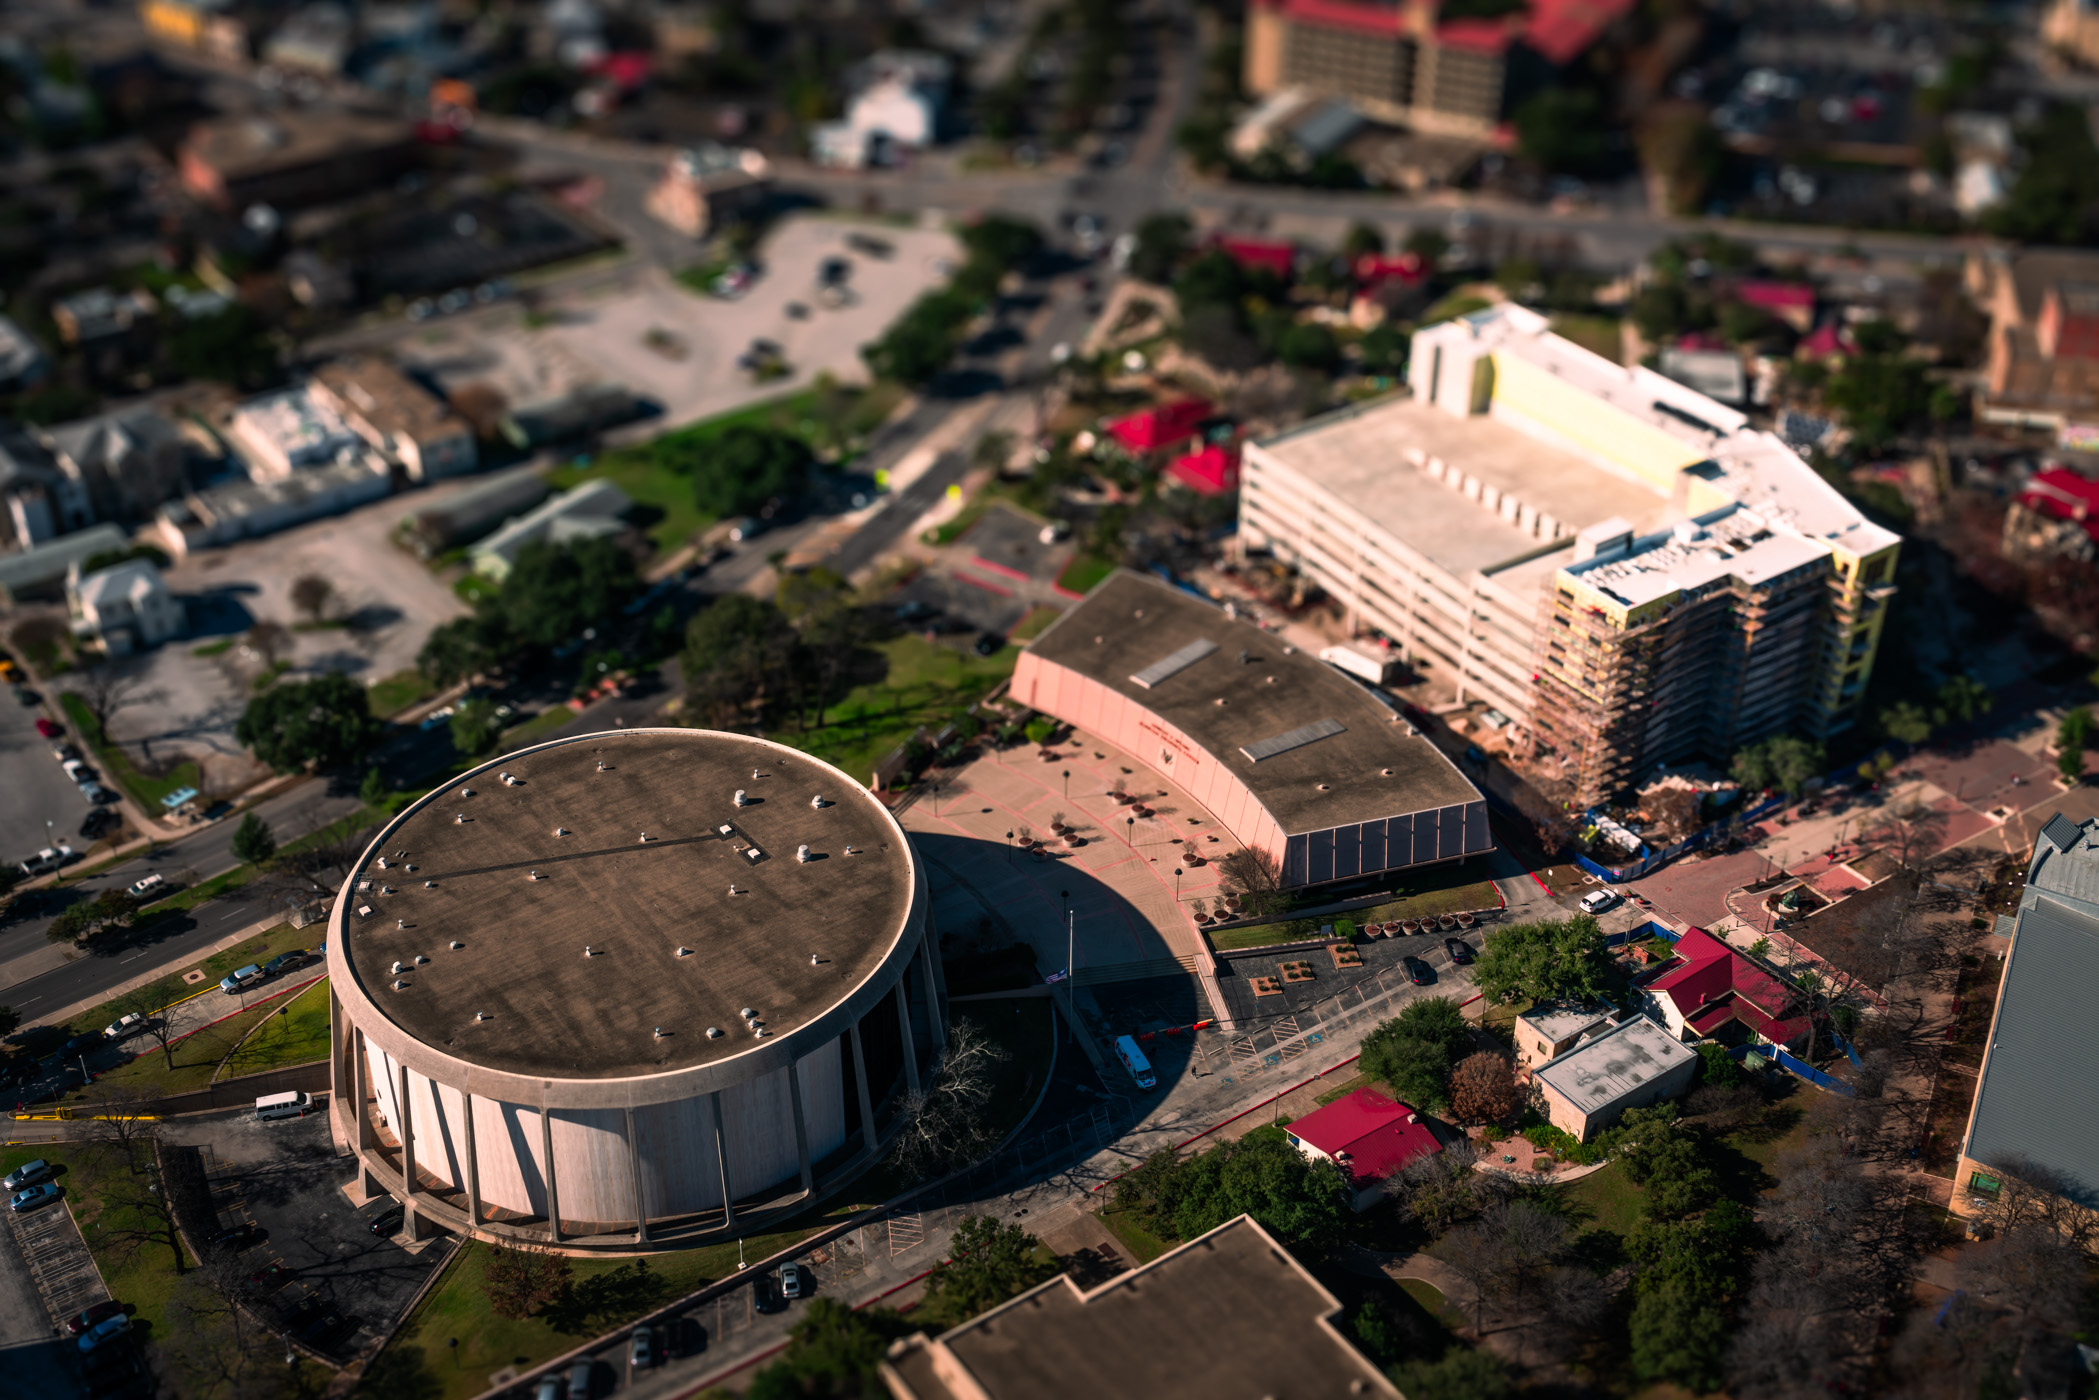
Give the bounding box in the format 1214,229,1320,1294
1114,1035,1156,1090
255,1091,312,1121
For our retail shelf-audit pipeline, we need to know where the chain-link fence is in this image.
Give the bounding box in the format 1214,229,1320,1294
1194,962,1449,1083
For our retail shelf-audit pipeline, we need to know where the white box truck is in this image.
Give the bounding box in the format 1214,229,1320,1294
1320,644,1398,686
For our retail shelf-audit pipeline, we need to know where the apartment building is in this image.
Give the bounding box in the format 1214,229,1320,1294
1239,305,1900,806
1243,0,1634,137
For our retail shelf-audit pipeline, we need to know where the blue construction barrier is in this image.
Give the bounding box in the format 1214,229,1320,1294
1828,1027,1865,1069
1771,1045,1857,1096
1571,792,1791,883
1603,919,1683,947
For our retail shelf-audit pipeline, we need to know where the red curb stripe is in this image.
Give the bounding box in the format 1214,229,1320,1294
953,571,1014,597
969,555,1033,582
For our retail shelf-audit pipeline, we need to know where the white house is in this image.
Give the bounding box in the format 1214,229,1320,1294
69,558,184,655
812,49,950,168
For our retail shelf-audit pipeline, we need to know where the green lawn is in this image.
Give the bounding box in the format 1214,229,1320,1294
49,923,314,1046
0,1141,189,1341
1550,313,1624,364
546,389,824,556
1315,1070,1375,1106
1419,293,1494,328
1398,1277,1466,1333
777,634,1020,784
1557,1159,1644,1237
498,705,581,752
1056,553,1114,595
67,975,323,1101
190,638,235,658
1098,1205,1175,1265
1008,604,1063,642
368,669,437,718
60,692,201,809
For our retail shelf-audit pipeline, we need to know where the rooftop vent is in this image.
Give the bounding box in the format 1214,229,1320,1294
1214,697,1227,706
654,1027,668,1039
392,980,408,991
1094,635,1104,644
455,814,465,824
554,826,568,836
676,946,692,957
639,832,652,843
844,844,859,855
706,1027,723,1039
797,844,811,863
1130,637,1217,690
475,1011,490,1021
811,954,823,965
735,789,749,806
425,880,436,889
396,919,407,930
728,883,741,895
460,787,474,797
449,940,463,950
528,870,543,881
1381,768,1393,777
414,954,428,965
391,960,405,974
718,824,734,837
811,795,829,809
744,847,764,862
377,857,389,869
1241,718,1347,763
740,1007,756,1019
584,945,598,957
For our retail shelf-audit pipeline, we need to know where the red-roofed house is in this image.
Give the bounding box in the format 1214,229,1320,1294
1213,236,1297,282
2005,466,2099,563
1353,252,1429,288
1105,398,1214,453
1641,927,1809,1050
1166,444,1241,496
1798,322,1858,362
1244,0,1634,137
1286,1087,1442,1209
1734,279,1817,333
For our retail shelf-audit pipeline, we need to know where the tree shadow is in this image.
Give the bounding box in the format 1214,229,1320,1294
539,1260,671,1335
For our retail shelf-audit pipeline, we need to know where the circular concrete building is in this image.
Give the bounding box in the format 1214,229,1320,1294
326,729,943,1251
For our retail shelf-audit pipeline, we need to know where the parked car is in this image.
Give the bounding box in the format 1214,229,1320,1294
11,1182,63,1212
779,1262,806,1300
220,965,265,995
568,1359,597,1399
126,874,165,900
61,758,91,784
76,1313,131,1351
628,1325,654,1370
368,1206,403,1236
248,1261,291,1289
1402,957,1433,987
102,1013,145,1041
1443,938,1474,966
17,687,40,705
727,517,765,543
973,632,1005,657
295,1309,346,1346
534,1375,565,1400
262,951,306,977
20,844,74,876
844,231,894,259
1578,889,1623,915
63,1031,102,1056
66,1300,126,1337
80,809,120,840
206,1223,266,1252
3,1159,53,1190
52,743,80,762
79,782,115,806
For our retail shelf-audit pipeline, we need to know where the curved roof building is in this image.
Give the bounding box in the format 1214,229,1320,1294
327,729,943,1251
1012,570,1490,888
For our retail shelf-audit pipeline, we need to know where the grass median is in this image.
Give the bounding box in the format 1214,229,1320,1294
780,634,1019,784
50,923,316,1043
63,974,329,1102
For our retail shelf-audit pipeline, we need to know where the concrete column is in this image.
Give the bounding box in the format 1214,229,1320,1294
463,1093,481,1230
710,1092,736,1228
541,1105,563,1243
626,1107,651,1244
919,933,946,1053
396,1063,418,1235
329,992,350,1148
848,1023,878,1153
353,1029,375,1150
895,977,921,1098
787,1059,814,1195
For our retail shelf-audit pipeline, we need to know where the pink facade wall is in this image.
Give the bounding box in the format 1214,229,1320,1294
1014,652,1292,869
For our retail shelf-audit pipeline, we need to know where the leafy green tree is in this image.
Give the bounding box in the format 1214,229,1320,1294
1632,283,1690,343
499,536,639,650
862,288,974,385
47,887,144,946
450,698,504,757
746,1298,911,1399
0,1005,18,1038
917,1215,1058,1329
1276,321,1340,373
1357,997,1472,1111
1340,221,1385,260
1635,1135,1720,1219
1513,85,1607,173
1730,734,1825,797
162,303,277,388
231,812,276,865
1878,701,1933,746
1694,1041,1741,1088
1023,716,1056,746
1824,346,1934,453
1984,102,2099,246
1388,1348,1513,1400
417,610,512,688
2060,706,2093,784
1403,227,1450,266
680,424,814,521
360,767,389,808
1173,249,1252,317
1628,1282,1729,1390
236,672,385,773
1470,915,1617,1005
957,215,1044,279
1113,1126,1348,1256
1359,323,1407,376
682,594,794,727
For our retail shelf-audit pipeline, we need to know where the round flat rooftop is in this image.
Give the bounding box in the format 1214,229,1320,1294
339,730,918,1081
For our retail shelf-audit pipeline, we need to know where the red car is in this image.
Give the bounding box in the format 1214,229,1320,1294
34,717,60,739
249,1261,291,1289
66,1299,125,1336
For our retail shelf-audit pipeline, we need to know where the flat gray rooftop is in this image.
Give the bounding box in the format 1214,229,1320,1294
927,1216,1389,1399
1026,571,1480,834
1535,1015,1693,1115
340,730,916,1081
1520,1001,1612,1044
1251,394,1671,578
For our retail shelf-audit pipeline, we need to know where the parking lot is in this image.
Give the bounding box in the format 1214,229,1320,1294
74,486,470,782
0,684,106,871
170,1107,450,1364
399,214,961,435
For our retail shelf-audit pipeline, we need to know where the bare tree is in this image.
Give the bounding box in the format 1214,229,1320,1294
79,1088,186,1275
105,982,180,1072
288,574,334,624
1880,800,1949,872
70,664,155,739
244,621,292,670
1448,1051,1520,1124
484,1240,574,1320
1217,847,1286,917
887,1016,1011,1179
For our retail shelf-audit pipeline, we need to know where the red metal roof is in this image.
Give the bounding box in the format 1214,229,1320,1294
1257,0,1412,39
1650,927,1808,1047
1287,1087,1441,1187
1736,279,1816,313
1213,236,1297,281
1353,252,1429,287
1799,323,1857,360
1523,0,1636,65
1105,398,1214,453
1252,0,1628,65
2018,467,2099,541
1166,444,1241,496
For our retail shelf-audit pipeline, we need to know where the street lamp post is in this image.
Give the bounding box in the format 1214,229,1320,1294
1126,815,1134,847
1062,769,1070,800
931,782,942,817
1174,867,1183,902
